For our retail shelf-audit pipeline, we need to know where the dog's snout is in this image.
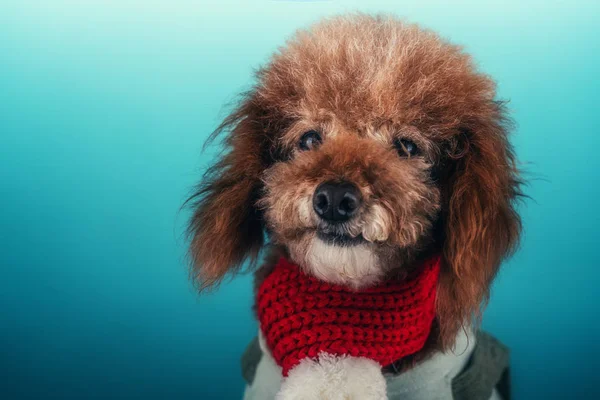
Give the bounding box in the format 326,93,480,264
313,181,362,223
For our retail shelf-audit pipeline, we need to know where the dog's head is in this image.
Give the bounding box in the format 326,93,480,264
188,14,521,345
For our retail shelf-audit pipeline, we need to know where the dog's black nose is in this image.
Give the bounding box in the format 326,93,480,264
313,181,362,223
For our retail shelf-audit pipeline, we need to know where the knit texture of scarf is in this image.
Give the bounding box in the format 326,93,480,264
256,255,441,376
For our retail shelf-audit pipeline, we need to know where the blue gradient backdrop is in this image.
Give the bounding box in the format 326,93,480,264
1,1,599,399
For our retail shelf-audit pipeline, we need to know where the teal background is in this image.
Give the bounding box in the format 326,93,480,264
1,1,599,399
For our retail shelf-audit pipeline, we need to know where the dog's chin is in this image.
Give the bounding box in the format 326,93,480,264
289,232,383,290
316,230,367,247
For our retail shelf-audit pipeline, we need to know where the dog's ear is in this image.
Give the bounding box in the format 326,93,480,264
436,101,522,346
187,93,275,289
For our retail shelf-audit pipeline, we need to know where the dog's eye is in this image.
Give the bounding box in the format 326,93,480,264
298,130,323,151
394,138,419,157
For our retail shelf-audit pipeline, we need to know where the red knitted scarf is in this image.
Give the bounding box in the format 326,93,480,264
257,255,441,376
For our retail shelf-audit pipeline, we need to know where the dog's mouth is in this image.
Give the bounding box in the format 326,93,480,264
316,229,366,247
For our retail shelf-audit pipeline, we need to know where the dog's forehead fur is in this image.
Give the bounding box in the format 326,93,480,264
255,14,496,139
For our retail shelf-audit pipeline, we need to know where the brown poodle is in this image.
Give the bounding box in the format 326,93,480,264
188,13,521,400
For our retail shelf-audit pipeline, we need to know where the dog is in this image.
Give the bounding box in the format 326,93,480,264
188,13,522,400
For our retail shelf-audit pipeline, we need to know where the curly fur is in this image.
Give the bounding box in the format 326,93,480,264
187,13,522,350
278,354,386,400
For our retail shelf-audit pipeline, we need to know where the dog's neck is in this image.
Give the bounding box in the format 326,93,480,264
250,250,479,399
256,255,441,375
